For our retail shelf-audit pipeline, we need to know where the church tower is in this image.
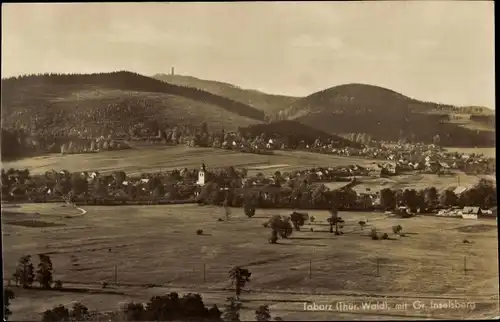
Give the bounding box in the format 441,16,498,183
197,163,206,186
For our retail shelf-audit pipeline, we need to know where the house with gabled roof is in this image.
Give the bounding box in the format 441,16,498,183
461,207,481,219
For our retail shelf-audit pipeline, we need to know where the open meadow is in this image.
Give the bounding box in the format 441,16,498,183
444,147,496,158
0,146,380,177
2,203,498,320
353,172,488,194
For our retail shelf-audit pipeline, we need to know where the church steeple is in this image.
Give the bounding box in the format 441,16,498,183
197,163,206,186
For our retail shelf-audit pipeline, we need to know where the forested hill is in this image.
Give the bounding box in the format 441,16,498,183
2,71,265,122
273,83,495,147
1,71,268,159
154,73,299,115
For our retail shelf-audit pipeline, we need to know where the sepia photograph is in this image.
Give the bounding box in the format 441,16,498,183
1,1,497,321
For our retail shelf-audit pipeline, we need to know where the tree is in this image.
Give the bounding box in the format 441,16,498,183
222,297,241,322
36,254,53,289
392,225,403,235
113,171,127,185
228,267,251,299
424,187,439,210
440,189,458,207
311,184,326,206
273,171,282,184
402,189,419,212
358,220,366,230
93,179,108,200
4,288,14,321
255,305,271,322
226,166,238,179
153,185,165,199
243,198,256,218
96,139,104,150
290,212,306,231
269,229,278,244
70,174,88,197
122,302,145,321
327,208,343,235
70,302,89,321
464,179,497,208
42,305,70,322
201,122,209,135
13,255,35,288
267,215,293,241
380,188,396,210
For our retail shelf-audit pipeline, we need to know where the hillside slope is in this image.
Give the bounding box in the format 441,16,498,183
1,71,264,137
238,120,362,149
154,74,298,114
275,83,495,147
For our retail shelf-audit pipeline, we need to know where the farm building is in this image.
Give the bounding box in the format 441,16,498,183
479,207,497,219
460,207,482,220
437,209,461,217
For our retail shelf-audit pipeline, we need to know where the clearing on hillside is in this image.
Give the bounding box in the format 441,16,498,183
1,145,379,176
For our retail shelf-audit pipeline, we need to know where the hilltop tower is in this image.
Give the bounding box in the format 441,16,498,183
197,163,206,186
171,67,175,76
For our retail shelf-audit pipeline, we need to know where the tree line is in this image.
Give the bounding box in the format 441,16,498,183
377,179,497,212
4,263,283,322
198,178,497,212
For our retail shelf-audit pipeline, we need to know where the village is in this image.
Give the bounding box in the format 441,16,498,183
2,156,496,220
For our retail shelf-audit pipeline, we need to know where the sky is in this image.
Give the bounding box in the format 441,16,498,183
1,2,495,108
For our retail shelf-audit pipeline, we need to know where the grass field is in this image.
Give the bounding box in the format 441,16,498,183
353,172,486,194
3,203,498,320
444,147,496,158
0,146,380,176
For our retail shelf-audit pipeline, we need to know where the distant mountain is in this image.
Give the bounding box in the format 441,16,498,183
1,71,265,139
238,120,362,149
274,83,495,147
153,74,299,115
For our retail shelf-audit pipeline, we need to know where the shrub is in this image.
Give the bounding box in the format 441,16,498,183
244,204,256,218
269,230,278,244
370,228,378,240
382,233,389,240
101,281,108,288
392,224,403,234
196,229,203,235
